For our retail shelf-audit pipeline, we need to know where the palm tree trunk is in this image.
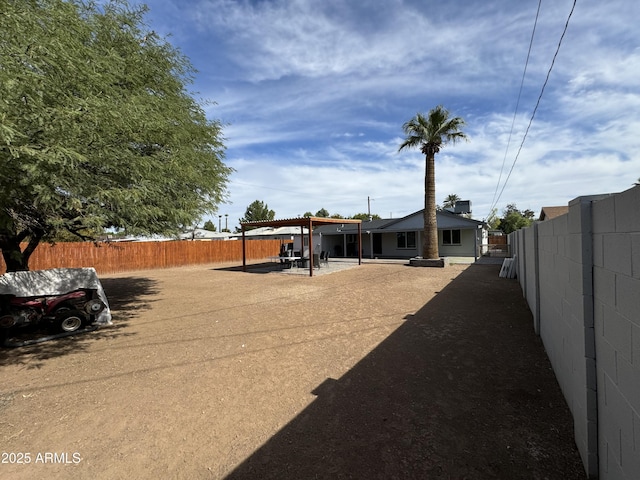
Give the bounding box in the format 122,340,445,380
423,152,439,259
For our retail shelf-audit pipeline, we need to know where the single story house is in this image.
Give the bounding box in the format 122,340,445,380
314,209,487,260
179,228,234,240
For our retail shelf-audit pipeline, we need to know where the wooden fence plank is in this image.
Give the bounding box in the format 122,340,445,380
0,240,282,275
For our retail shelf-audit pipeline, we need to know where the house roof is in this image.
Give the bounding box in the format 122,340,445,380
314,209,485,235
241,216,361,229
538,206,569,221
179,228,232,240
238,226,310,237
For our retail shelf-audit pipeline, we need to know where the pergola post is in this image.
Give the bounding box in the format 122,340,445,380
358,222,362,265
308,218,314,277
242,227,246,272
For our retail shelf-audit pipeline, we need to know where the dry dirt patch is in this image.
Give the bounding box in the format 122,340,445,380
0,262,584,479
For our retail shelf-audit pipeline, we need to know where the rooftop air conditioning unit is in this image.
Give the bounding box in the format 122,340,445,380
454,200,472,214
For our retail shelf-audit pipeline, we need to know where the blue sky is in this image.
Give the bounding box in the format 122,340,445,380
137,0,640,229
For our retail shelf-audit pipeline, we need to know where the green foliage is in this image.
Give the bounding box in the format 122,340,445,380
485,208,501,230
351,213,381,220
0,0,231,270
202,220,216,232
304,210,346,219
49,226,105,242
499,204,534,234
398,106,467,156
239,200,275,224
442,194,461,210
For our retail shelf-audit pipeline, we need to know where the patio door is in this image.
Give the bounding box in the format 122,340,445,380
373,233,382,255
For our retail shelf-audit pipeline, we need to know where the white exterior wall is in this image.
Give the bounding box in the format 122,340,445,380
510,186,640,480
438,228,478,257
385,231,425,258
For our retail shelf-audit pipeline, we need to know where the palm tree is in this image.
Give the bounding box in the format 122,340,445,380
399,105,467,259
442,193,461,210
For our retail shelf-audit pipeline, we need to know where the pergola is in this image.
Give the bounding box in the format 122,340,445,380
241,217,362,277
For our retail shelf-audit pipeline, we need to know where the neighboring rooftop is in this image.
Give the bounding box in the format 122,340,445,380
538,206,569,221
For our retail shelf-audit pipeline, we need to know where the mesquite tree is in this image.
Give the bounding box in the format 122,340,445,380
0,0,231,271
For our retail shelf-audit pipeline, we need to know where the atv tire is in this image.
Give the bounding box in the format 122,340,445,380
54,310,87,333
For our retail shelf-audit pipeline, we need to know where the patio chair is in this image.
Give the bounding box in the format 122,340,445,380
280,249,293,269
320,251,329,266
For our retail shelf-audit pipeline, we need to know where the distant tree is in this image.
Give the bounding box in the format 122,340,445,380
442,194,461,210
351,213,382,221
485,208,501,230
0,0,230,271
399,105,467,259
330,213,344,219
302,212,313,218
239,200,275,224
634,177,640,186
499,204,534,234
202,220,217,232
315,208,330,217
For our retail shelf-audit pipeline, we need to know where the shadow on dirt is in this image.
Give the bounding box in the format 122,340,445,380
213,262,282,274
0,276,159,369
224,264,586,480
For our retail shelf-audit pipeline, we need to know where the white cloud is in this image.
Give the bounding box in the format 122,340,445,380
140,0,640,230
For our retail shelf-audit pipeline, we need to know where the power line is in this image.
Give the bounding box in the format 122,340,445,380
488,0,578,218
488,0,541,216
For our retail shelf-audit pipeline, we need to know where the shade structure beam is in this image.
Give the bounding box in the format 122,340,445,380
240,217,362,277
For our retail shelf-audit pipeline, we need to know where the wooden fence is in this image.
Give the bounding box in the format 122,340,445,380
485,234,510,257
0,240,283,275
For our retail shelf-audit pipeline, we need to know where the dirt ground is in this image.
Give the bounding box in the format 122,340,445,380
0,260,586,479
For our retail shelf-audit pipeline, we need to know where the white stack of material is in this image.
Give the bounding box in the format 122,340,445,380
499,255,517,279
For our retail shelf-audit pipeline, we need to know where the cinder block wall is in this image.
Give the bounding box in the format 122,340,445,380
510,186,640,480
592,187,640,479
523,223,539,333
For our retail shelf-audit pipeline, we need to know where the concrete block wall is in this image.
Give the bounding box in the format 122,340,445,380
592,186,640,480
524,223,540,333
535,200,598,476
510,187,640,479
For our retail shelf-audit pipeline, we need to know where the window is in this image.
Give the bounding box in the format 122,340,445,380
442,229,461,245
397,231,417,249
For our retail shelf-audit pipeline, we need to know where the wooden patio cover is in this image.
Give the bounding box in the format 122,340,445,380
240,217,362,277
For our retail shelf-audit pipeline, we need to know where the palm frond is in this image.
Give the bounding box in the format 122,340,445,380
398,105,467,153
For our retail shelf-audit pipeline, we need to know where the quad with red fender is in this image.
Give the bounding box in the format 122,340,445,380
0,267,112,346
0,288,106,336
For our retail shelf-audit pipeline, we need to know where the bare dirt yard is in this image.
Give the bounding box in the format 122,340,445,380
0,260,586,479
